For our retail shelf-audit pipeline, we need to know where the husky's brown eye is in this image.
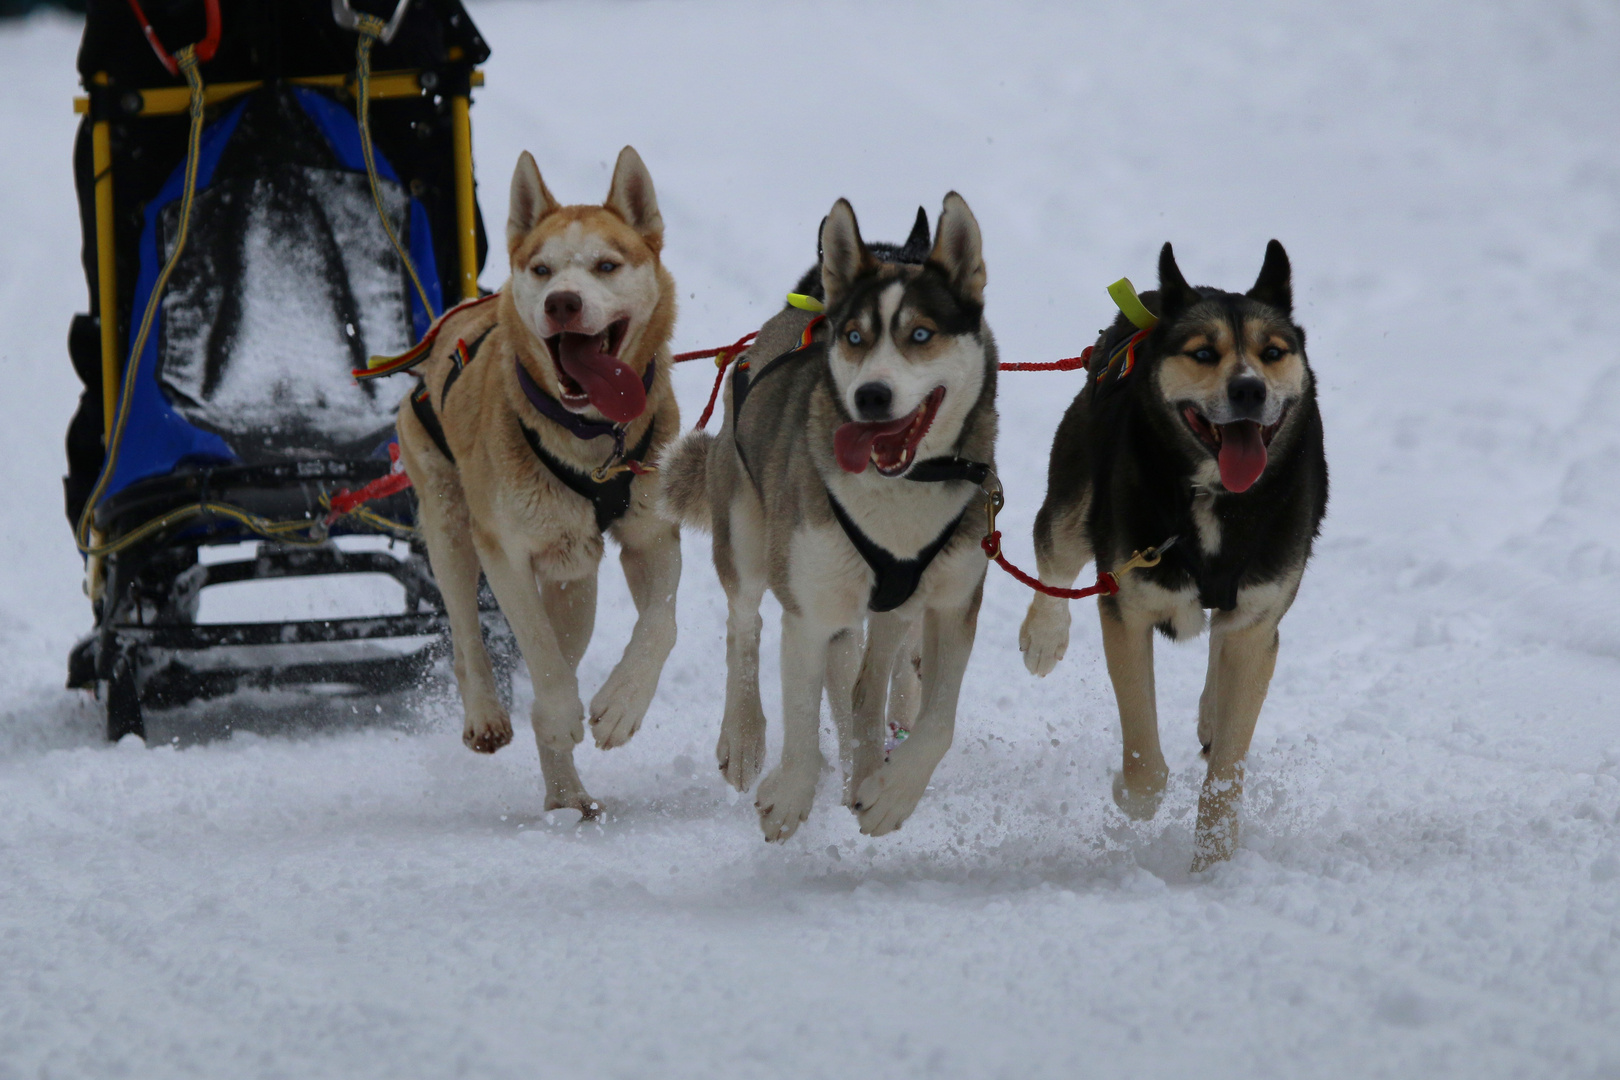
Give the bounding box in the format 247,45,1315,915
531,264,550,278
1261,345,1284,362
596,260,618,273
1191,347,1218,364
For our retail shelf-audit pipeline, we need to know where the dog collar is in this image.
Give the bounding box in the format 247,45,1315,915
903,456,992,486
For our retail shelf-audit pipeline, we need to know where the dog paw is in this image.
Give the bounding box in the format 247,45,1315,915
853,742,938,836
1190,774,1243,871
544,788,602,821
1111,765,1168,820
716,710,765,792
842,740,884,808
1019,598,1070,677
589,665,657,750
463,706,513,754
1191,812,1239,872
755,767,816,842
532,695,586,753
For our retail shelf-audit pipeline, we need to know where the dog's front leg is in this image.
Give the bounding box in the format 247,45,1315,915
1196,632,1224,755
589,517,681,750
1020,499,1091,677
886,620,924,739
855,588,980,837
755,611,830,842
1192,617,1280,870
1099,600,1168,819
844,612,913,806
714,500,769,791
399,433,511,754
478,546,594,816
825,627,862,806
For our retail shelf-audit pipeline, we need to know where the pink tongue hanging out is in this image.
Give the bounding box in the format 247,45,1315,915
833,415,914,473
556,333,646,423
1217,421,1268,493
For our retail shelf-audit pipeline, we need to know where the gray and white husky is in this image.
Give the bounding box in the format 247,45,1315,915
658,194,998,841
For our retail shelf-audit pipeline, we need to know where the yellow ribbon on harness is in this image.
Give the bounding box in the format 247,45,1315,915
785,292,826,313
1107,277,1159,331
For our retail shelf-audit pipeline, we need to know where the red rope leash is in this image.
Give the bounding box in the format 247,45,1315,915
671,332,758,364
670,330,1094,431
980,531,1120,599
672,331,758,429
999,346,1093,373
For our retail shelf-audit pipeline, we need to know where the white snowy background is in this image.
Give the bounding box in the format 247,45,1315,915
3,1,1619,1076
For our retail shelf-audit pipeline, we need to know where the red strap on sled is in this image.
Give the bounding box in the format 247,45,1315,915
127,0,222,77
326,444,412,523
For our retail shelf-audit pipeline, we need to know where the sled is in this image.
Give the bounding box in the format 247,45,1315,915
63,0,513,740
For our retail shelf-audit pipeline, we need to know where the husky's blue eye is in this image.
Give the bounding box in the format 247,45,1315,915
532,265,550,277
847,330,863,346
1192,347,1218,364
911,327,933,343
597,261,618,273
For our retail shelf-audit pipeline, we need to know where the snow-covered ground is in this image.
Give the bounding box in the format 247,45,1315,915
3,1,1619,1075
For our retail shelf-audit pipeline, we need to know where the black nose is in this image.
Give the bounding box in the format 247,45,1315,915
853,382,893,421
544,290,582,326
1227,377,1267,419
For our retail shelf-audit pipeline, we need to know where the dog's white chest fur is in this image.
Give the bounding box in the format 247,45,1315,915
785,524,871,626
1191,489,1222,556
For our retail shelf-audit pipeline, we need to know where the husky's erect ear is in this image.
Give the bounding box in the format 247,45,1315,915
820,198,876,307
1247,239,1292,315
898,206,931,262
605,145,665,253
1156,242,1196,319
507,151,560,253
928,192,985,306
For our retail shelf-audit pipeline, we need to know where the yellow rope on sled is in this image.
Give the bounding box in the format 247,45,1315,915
75,47,210,557
354,13,439,324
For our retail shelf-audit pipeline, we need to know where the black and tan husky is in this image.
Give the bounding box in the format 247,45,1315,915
1020,241,1327,870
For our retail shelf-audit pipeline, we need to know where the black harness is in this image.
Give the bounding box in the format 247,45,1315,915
732,322,991,613
518,419,655,533
409,326,655,533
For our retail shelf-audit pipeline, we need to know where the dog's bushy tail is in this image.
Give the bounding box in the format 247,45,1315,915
655,430,714,530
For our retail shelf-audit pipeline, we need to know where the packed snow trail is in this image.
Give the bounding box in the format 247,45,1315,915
2,2,1618,1077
